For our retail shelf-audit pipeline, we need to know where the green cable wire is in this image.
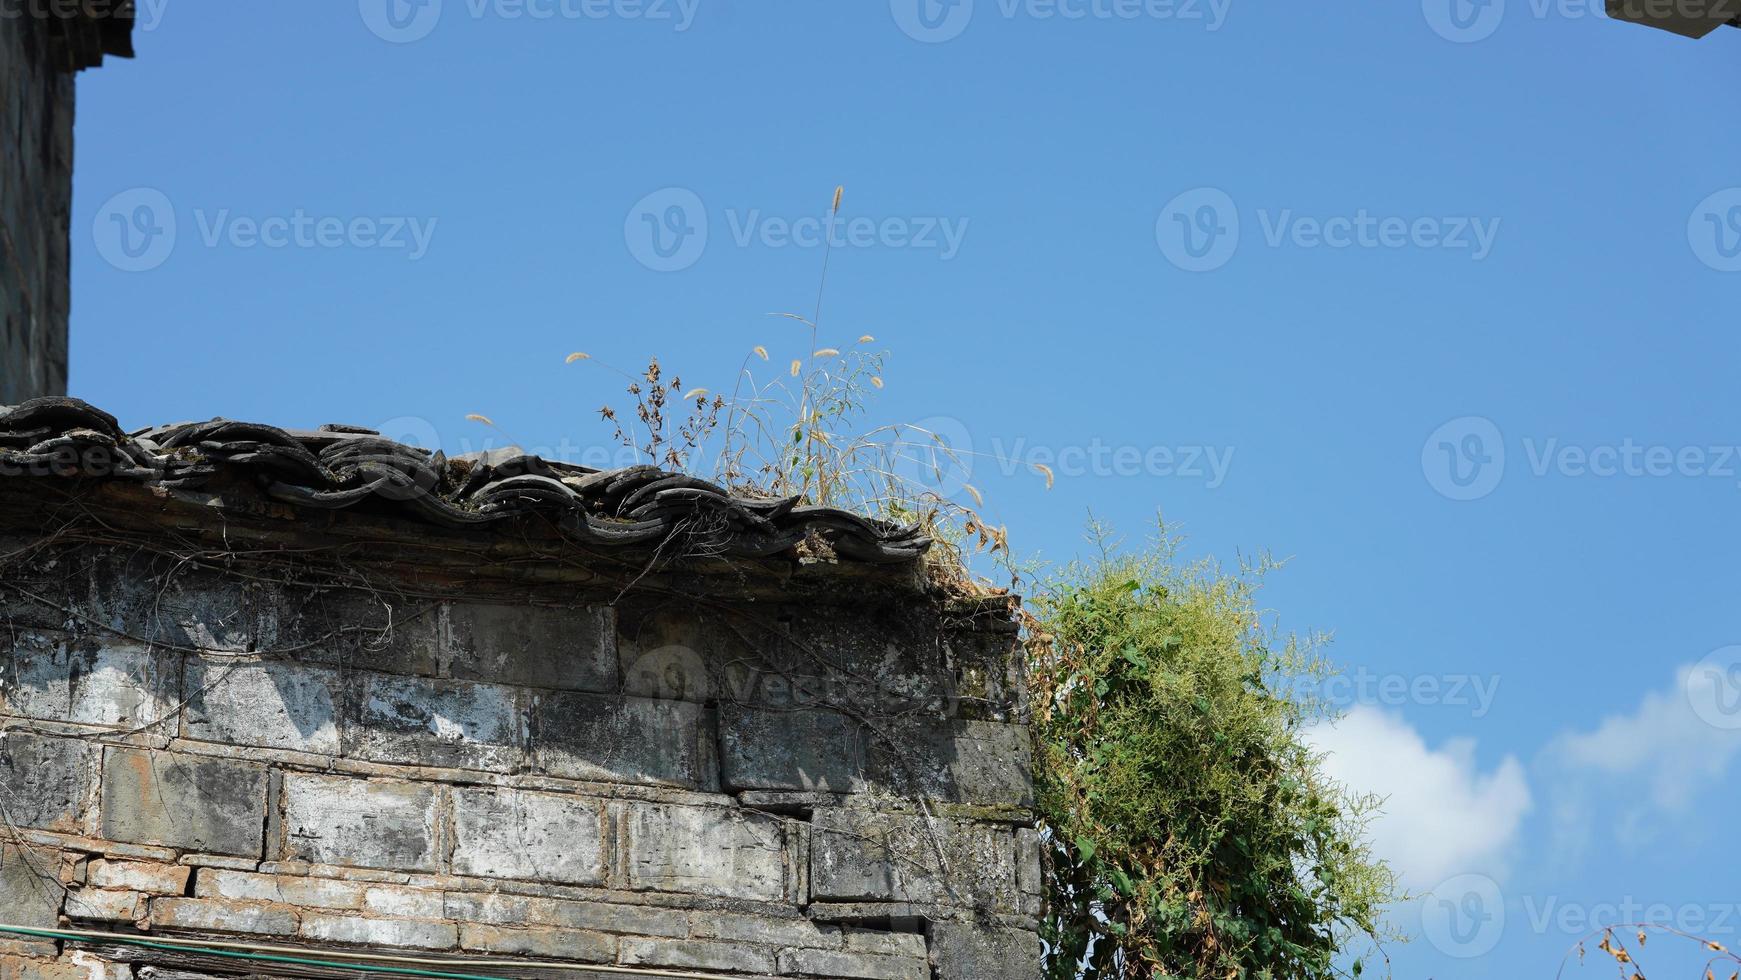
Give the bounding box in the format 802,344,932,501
0,926,520,980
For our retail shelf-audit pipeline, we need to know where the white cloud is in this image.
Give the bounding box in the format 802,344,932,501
1303,706,1532,888
1543,661,1741,855
1551,663,1741,811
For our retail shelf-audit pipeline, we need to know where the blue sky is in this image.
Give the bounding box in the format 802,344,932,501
69,2,1741,975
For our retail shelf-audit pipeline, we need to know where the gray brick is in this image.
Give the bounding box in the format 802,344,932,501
63,888,143,922
533,692,714,791
618,938,776,974
451,787,604,885
809,810,1017,911
151,897,299,936
0,846,66,928
265,591,443,676
779,947,928,980
626,803,786,902
183,656,341,754
445,603,615,692
86,860,189,895
195,869,365,910
86,556,251,653
870,720,1033,807
279,773,440,872
346,673,523,772
458,923,614,962
443,893,690,938
929,922,1043,980
100,748,267,857
0,731,95,833
4,632,179,730
691,913,840,949
720,706,867,793
299,913,457,950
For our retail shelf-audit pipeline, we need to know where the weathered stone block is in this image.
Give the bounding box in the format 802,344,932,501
443,892,691,939
1016,828,1043,916
346,673,523,772
279,773,440,873
445,603,616,692
267,591,442,676
617,938,776,975
0,731,95,832
533,692,714,791
150,897,299,936
195,869,365,910
778,947,928,980
62,888,143,922
870,720,1033,807
451,787,604,885
844,927,928,958
4,632,179,729
458,923,615,962
690,912,840,949
616,602,761,703
86,859,190,895
720,706,867,793
929,922,1043,980
809,810,1017,911
183,656,342,754
0,846,66,929
299,912,457,951
362,884,444,920
626,803,786,902
85,556,253,652
100,748,267,857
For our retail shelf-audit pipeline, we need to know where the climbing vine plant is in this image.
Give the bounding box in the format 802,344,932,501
1026,524,1401,980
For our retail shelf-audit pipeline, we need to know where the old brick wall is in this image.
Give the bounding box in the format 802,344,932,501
0,14,74,404
0,505,1042,979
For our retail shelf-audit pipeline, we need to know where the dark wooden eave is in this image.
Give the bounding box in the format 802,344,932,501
1607,0,1741,37
43,0,137,71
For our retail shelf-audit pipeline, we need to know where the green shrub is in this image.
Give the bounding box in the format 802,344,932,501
1028,525,1399,979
